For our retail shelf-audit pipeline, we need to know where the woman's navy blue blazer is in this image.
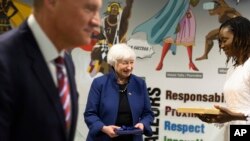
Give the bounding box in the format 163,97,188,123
84,70,154,141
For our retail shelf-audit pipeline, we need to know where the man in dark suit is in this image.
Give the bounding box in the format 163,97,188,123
0,0,102,141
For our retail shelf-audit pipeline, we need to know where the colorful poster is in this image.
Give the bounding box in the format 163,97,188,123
70,0,250,140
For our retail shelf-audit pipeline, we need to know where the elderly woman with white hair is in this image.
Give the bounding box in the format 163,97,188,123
84,43,154,141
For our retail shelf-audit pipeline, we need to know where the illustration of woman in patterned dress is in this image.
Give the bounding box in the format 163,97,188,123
132,0,199,71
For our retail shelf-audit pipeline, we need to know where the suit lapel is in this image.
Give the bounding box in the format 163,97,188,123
32,57,66,125
20,21,66,132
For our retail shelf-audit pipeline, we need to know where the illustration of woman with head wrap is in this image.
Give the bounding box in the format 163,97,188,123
87,0,134,77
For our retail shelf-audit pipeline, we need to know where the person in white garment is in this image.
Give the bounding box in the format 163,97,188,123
197,16,250,124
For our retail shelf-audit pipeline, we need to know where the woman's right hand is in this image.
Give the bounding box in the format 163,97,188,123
101,125,120,138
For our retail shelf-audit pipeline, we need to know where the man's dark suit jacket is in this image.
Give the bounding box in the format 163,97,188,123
0,21,78,141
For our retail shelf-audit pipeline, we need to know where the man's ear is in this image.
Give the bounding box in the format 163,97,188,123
45,0,57,7
43,0,58,11
48,0,56,4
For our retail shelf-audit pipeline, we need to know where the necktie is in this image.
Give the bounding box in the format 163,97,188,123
55,56,71,130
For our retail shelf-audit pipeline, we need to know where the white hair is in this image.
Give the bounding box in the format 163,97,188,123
107,43,136,66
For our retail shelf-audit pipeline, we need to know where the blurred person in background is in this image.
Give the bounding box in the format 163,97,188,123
0,0,102,141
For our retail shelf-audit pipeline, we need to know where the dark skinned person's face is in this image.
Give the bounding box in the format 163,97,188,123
218,27,234,57
110,5,119,15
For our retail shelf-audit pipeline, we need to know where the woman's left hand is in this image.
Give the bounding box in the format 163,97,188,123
134,123,144,130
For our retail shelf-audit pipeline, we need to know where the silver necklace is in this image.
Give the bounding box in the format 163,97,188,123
119,84,127,93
